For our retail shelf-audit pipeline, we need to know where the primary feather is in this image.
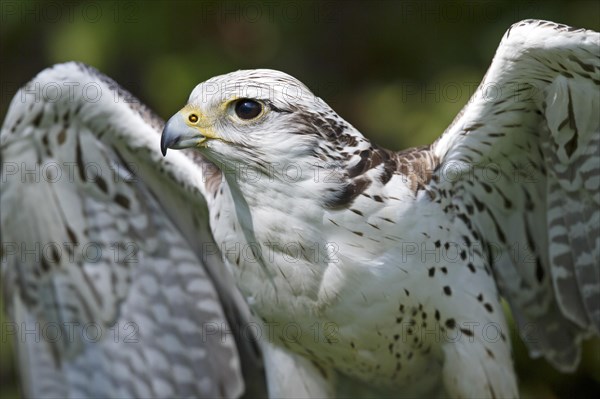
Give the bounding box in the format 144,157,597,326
1,62,267,398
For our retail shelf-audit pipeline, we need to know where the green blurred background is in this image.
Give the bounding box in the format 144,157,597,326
1,0,599,397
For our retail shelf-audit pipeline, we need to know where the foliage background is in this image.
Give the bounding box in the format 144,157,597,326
1,0,599,397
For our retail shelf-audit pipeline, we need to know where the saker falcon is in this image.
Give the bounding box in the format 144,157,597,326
2,19,599,398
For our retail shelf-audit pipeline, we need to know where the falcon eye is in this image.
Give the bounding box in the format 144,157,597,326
234,99,262,120
188,114,199,123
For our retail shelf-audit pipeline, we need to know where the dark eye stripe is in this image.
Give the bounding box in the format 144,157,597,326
265,100,293,114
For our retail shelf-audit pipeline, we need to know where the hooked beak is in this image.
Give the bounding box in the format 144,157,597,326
161,112,205,156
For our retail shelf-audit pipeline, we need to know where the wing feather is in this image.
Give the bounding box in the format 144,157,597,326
1,62,266,397
431,20,599,371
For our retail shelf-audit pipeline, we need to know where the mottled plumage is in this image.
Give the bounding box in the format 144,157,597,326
1,63,266,398
2,19,598,398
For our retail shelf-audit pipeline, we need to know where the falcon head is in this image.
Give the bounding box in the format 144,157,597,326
161,69,355,174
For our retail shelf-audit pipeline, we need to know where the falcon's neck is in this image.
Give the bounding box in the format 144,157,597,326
210,112,440,219
204,127,441,319
200,101,440,258
214,134,439,240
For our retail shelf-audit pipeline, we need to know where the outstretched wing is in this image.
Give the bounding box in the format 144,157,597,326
0,62,266,398
431,20,599,371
